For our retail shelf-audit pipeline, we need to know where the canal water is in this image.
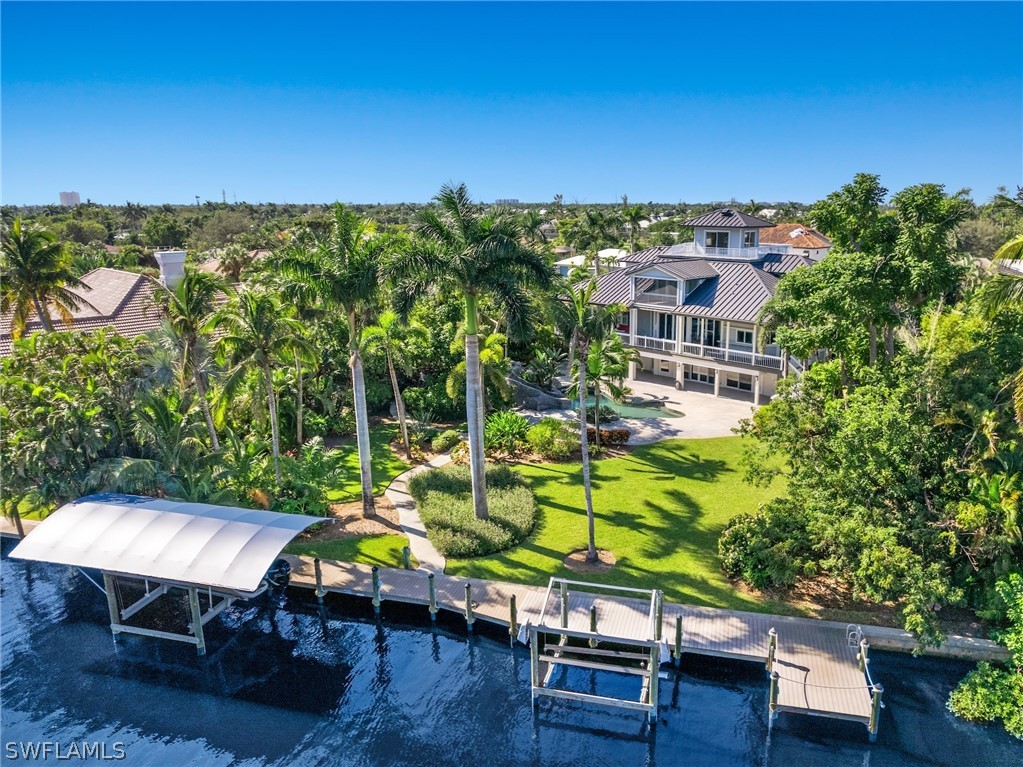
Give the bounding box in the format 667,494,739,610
2,540,1019,766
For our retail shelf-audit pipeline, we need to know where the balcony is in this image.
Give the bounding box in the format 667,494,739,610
669,242,791,261
678,342,784,371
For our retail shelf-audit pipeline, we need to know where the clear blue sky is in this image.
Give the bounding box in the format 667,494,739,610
2,1,1020,205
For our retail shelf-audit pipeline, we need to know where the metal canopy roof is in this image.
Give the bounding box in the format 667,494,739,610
9,494,322,594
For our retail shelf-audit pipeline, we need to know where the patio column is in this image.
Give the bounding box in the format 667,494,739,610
628,358,640,380
713,370,721,397
754,375,761,405
675,362,685,390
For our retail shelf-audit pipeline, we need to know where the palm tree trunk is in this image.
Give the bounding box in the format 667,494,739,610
567,327,578,383
295,352,304,447
193,370,220,450
593,378,602,450
32,294,53,331
265,363,282,485
349,314,376,516
578,344,597,563
387,351,412,459
464,294,489,521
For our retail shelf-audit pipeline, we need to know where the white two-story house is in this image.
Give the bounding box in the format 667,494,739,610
587,209,813,404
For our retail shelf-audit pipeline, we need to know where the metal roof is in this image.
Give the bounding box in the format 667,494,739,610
681,209,777,229
630,260,720,281
8,494,322,594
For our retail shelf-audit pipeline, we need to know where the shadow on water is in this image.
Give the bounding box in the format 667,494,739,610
2,538,1020,767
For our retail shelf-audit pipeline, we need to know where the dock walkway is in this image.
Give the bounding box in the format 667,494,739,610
284,556,879,733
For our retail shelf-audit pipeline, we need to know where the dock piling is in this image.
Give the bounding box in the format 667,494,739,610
589,605,598,647
648,642,660,724
559,581,569,629
509,594,518,640
402,546,411,571
654,590,664,642
858,638,869,673
313,558,325,603
371,566,381,613
768,670,780,724
868,683,884,741
673,616,683,665
464,582,475,630
767,627,777,672
427,572,438,620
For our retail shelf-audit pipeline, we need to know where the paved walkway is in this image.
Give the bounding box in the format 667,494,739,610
384,452,450,573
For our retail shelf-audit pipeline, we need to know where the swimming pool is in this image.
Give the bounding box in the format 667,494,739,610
574,397,684,420
2,540,1019,766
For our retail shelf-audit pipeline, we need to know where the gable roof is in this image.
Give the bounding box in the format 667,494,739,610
681,208,776,229
0,268,164,356
757,223,832,249
631,260,720,281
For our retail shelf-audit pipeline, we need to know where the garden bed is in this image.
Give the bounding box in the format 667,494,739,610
408,464,538,558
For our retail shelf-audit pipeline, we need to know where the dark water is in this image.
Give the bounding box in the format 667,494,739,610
2,540,1019,766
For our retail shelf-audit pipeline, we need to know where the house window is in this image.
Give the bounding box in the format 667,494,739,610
743,231,756,248
726,373,753,391
705,231,729,249
657,313,675,340
736,329,754,346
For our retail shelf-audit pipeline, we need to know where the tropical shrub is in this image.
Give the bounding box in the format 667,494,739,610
431,429,462,453
484,410,530,454
408,464,537,557
718,499,810,589
272,437,346,516
527,418,576,460
585,426,631,446
582,404,620,425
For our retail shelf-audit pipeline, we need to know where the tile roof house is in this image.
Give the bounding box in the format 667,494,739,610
0,266,167,357
587,209,814,403
757,223,832,261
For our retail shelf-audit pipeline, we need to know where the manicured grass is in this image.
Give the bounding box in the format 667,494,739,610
324,424,410,503
285,535,415,569
444,436,791,614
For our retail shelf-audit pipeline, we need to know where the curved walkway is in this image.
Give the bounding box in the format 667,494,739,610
384,452,450,573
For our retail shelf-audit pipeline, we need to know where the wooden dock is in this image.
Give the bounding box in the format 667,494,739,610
285,556,882,736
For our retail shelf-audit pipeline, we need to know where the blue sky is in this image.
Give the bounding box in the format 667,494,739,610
2,1,1020,205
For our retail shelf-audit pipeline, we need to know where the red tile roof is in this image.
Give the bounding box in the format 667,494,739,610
757,223,832,250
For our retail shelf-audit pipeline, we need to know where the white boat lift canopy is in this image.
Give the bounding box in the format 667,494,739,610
10,494,322,654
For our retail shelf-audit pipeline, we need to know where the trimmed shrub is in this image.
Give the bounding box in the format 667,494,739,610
431,429,462,453
585,426,631,446
718,499,809,589
408,464,538,558
484,410,530,454
527,418,576,460
582,404,620,425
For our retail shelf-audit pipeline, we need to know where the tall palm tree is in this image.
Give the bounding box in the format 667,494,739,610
155,270,225,450
563,278,626,562
362,309,429,459
445,329,512,415
214,288,313,485
391,182,551,520
621,205,646,254
274,204,385,515
576,333,638,448
1,218,86,337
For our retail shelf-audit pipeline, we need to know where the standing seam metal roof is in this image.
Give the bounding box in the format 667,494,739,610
681,209,777,228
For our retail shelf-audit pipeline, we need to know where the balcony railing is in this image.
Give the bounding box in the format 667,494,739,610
678,342,784,370
670,242,791,260
632,334,678,353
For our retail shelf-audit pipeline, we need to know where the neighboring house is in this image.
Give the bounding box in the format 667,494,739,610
758,223,832,261
587,209,813,404
0,252,185,357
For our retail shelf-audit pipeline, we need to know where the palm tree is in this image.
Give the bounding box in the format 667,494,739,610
1,218,86,337
563,278,626,562
977,235,1023,425
214,288,313,485
445,329,512,415
154,270,225,450
362,309,429,459
520,210,547,246
621,205,646,254
274,204,385,515
391,182,551,520
580,333,638,448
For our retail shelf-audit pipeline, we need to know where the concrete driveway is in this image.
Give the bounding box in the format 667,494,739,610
620,378,757,444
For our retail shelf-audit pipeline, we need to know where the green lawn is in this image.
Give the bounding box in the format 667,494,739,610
325,424,410,502
285,535,415,569
444,436,791,614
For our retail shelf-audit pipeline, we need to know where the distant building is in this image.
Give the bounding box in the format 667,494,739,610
494,198,520,205
59,191,81,207
757,223,832,261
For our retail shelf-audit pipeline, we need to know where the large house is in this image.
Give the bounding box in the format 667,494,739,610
588,209,814,403
758,222,832,261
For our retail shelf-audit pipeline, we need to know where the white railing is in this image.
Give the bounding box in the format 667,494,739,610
670,242,791,260
634,291,678,307
633,334,677,353
678,342,784,370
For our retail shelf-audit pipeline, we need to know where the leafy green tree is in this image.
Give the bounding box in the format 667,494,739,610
445,329,512,414
391,183,550,520
274,204,385,514
142,211,188,248
363,309,429,459
621,204,646,254
1,218,86,336
215,288,313,485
